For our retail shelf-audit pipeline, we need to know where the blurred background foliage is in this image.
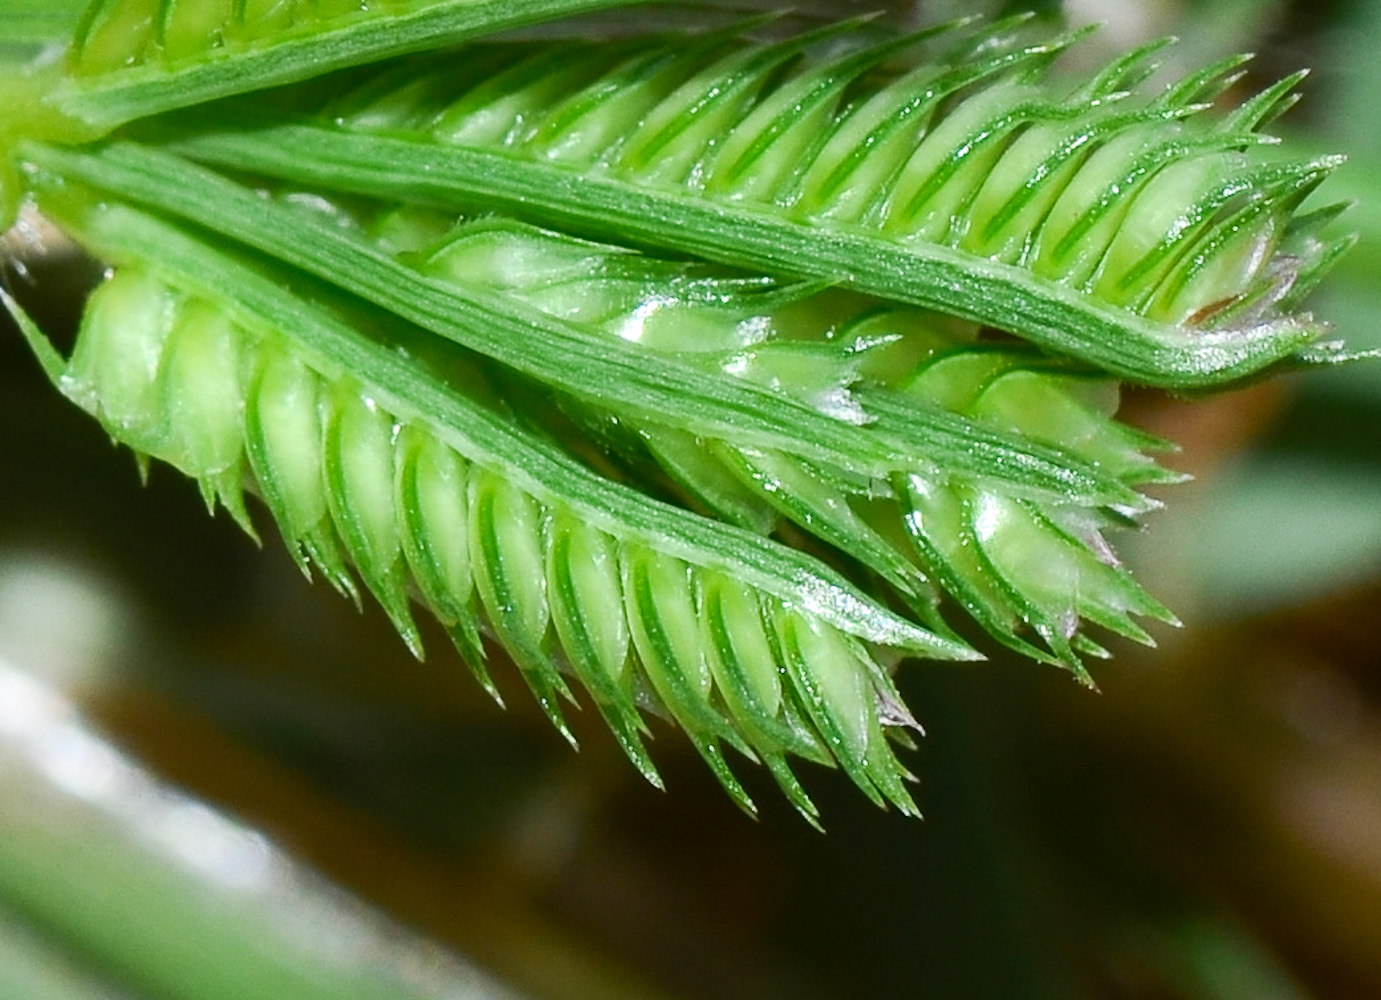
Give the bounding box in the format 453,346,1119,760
2,1,1380,998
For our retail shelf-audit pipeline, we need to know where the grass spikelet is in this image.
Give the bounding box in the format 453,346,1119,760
6,189,978,820
45,0,662,133
158,17,1351,385
388,208,1180,672
1,3,1363,823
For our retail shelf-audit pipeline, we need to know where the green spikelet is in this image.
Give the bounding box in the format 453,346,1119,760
9,191,985,821
1,4,1363,822
385,209,1177,672
21,140,1152,512
160,18,1352,386
44,0,661,132
208,190,1176,669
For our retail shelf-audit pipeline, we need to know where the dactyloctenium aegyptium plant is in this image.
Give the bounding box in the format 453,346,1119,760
0,0,1364,821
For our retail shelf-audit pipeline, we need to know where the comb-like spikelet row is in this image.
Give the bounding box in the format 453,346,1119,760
66,0,624,75
387,210,1178,672
2,3,1358,823
40,0,656,135
336,24,1335,328
41,226,968,822
884,353,1179,669
165,16,1350,384
23,138,1152,516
